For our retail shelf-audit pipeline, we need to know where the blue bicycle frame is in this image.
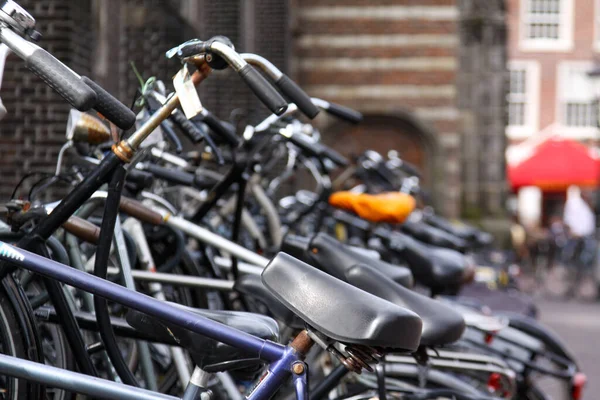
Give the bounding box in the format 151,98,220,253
0,240,310,400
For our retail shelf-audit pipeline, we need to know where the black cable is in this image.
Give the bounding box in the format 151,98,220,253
10,171,52,200
92,166,139,386
28,174,74,202
122,228,138,271
45,236,70,266
156,225,185,273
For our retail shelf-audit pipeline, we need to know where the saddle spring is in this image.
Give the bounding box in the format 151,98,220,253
335,344,384,374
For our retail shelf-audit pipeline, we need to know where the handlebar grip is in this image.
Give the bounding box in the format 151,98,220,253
143,163,195,187
63,216,100,245
126,169,154,188
81,76,136,130
321,145,349,167
275,74,319,119
286,131,321,159
200,110,241,147
238,64,288,116
287,132,349,167
170,111,205,143
119,197,164,226
325,102,363,124
400,161,421,178
25,48,96,111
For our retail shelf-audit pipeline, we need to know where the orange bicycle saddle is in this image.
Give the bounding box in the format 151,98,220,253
329,191,416,224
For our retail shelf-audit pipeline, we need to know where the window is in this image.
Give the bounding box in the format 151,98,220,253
520,0,573,51
557,62,599,137
506,61,540,139
508,69,527,126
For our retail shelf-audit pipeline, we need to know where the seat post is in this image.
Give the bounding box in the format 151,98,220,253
289,330,315,356
182,367,212,400
375,360,387,400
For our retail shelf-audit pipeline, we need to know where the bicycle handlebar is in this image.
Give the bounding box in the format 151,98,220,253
238,64,288,116
242,53,319,119
80,77,136,130
1,28,97,111
207,41,288,116
197,109,240,147
311,98,363,124
254,98,363,133
171,38,288,116
0,26,136,129
281,128,349,167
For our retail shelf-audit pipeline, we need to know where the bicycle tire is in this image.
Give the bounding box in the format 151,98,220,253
0,276,45,399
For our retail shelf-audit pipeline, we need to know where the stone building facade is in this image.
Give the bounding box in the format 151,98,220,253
0,0,508,220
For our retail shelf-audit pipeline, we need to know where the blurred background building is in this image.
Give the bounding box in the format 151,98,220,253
505,0,600,227
1,0,508,223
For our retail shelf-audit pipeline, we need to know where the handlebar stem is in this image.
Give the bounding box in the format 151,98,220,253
209,41,247,72
121,61,211,156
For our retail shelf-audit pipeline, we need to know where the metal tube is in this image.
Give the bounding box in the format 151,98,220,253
252,98,329,133
250,175,283,247
121,218,191,388
241,53,283,80
209,41,247,71
0,353,177,400
126,93,181,150
1,241,286,361
104,267,236,291
310,364,348,400
254,103,298,132
213,256,264,276
150,147,190,168
140,191,179,215
126,62,211,151
113,216,157,390
165,214,269,267
0,26,39,58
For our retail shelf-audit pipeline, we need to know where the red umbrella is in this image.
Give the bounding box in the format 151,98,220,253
507,138,599,192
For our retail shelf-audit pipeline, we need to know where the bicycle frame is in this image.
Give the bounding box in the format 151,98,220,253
0,240,312,399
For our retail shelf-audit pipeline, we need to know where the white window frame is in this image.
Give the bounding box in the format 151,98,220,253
519,0,573,52
556,61,599,139
506,60,540,140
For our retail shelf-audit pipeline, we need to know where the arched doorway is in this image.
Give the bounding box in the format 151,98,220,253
322,113,437,185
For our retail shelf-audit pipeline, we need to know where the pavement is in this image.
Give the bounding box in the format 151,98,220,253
536,299,599,400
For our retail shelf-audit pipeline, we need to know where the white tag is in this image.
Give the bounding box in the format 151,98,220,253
173,66,202,119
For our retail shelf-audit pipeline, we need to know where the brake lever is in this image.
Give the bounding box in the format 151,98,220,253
149,90,225,164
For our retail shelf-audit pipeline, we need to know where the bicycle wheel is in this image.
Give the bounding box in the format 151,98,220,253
0,276,45,399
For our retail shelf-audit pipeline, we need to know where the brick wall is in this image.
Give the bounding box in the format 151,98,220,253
0,0,93,201
291,0,508,218
291,0,465,217
0,0,508,219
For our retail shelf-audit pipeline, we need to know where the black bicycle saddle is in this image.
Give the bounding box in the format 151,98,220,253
385,231,470,291
282,232,414,288
262,252,422,351
126,306,278,378
234,273,305,329
401,220,468,252
345,264,465,346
